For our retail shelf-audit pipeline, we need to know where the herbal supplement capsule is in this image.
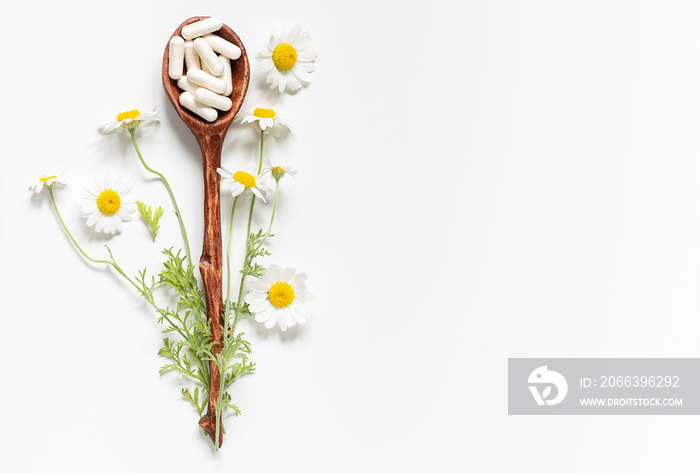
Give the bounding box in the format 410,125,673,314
187,68,227,95
219,55,232,96
193,38,224,75
184,40,200,71
200,57,217,76
176,76,198,94
205,34,241,60
181,17,223,40
179,92,218,122
168,36,185,80
195,88,232,111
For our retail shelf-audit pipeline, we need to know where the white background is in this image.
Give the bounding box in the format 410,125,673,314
1,0,700,471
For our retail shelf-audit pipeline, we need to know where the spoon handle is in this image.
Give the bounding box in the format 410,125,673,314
196,131,225,447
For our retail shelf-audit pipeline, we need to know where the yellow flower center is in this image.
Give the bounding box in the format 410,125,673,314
272,44,297,71
270,166,286,181
39,175,57,183
97,190,121,215
268,282,295,308
253,108,277,118
233,171,256,188
116,109,141,121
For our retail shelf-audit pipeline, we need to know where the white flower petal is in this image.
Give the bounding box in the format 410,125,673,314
291,66,312,83
284,72,303,91
258,273,275,288
264,313,278,329
120,202,137,215
230,181,245,197
116,208,133,221
85,210,100,227
291,301,309,318
295,61,316,73
298,291,315,301
266,67,281,86
282,267,296,283
115,179,133,195
290,304,307,324
297,46,318,61
217,167,233,179
250,187,266,203
284,308,296,328
267,265,283,281
246,291,268,304
100,122,120,134
292,32,312,50
255,306,274,323
291,272,308,285
283,25,302,44
114,215,123,233
277,310,288,331
250,299,271,314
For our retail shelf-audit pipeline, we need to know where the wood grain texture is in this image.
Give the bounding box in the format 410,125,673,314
162,16,250,448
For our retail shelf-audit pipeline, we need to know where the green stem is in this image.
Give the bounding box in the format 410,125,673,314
129,129,192,267
235,197,256,307
235,130,265,309
253,181,279,254
258,129,265,174
225,195,240,304
215,354,225,451
214,129,267,444
49,188,138,291
49,187,189,340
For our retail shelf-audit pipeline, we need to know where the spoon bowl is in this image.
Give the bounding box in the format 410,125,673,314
162,16,250,448
163,17,250,132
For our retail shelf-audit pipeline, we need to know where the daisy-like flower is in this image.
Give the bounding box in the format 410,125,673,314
245,265,312,331
29,171,67,193
217,167,273,202
262,155,298,182
81,173,137,234
100,108,160,136
235,108,293,138
255,25,317,93
268,165,298,182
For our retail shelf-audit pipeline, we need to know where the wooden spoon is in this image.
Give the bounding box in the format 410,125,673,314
162,16,250,448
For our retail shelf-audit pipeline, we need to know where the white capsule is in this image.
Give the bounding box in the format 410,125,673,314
181,17,224,40
219,55,232,96
177,76,198,94
193,38,224,75
179,92,218,122
184,40,200,71
168,36,185,80
195,88,232,111
200,57,217,76
187,69,227,94
204,34,241,60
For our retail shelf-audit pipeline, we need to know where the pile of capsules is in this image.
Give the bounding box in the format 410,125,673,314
168,17,242,122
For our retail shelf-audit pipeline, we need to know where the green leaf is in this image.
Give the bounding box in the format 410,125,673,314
137,201,164,242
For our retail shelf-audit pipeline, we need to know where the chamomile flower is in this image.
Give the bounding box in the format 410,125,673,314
29,171,67,193
245,265,312,331
255,25,317,93
81,173,137,234
262,155,298,182
235,108,293,138
217,167,273,202
100,108,160,136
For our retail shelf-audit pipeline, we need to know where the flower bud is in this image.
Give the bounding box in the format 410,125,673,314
270,166,287,182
